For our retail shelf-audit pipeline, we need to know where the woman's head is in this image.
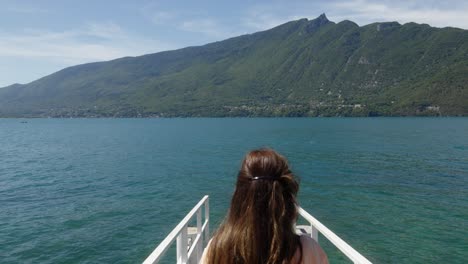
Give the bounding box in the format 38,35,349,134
233,148,299,230
207,148,301,264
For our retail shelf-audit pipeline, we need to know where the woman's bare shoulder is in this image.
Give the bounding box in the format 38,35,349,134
199,239,212,264
299,235,329,264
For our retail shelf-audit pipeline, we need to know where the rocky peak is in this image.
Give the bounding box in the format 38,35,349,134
317,13,329,23
306,13,331,33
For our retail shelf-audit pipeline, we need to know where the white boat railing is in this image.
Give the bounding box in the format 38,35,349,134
143,195,209,264
297,207,372,264
143,195,372,264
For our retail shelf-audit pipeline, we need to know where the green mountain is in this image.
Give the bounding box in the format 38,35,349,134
0,14,467,117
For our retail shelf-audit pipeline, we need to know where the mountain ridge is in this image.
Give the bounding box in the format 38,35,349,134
0,14,467,117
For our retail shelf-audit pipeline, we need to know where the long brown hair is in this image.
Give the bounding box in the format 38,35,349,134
206,148,301,264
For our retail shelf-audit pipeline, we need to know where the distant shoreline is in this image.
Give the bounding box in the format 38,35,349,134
1,115,467,119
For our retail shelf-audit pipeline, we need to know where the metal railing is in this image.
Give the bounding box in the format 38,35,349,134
143,195,209,264
143,195,372,264
297,207,372,264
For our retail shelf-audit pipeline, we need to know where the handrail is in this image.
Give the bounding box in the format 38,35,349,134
298,207,372,264
143,196,372,264
143,195,209,264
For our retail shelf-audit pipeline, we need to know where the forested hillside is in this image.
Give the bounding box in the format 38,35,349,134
0,14,466,117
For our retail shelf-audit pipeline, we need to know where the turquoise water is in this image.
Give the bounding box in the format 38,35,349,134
1,118,467,263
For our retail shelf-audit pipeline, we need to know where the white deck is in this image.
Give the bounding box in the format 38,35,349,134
143,195,372,264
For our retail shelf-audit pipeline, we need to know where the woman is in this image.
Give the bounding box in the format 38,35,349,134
201,148,328,264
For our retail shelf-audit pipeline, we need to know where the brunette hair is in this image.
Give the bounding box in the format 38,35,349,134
206,148,301,264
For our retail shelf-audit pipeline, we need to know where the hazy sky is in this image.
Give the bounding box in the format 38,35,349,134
1,0,467,87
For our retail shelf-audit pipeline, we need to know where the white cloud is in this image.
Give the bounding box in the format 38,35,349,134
147,11,175,25
329,0,468,29
85,22,124,39
0,22,174,63
0,22,177,86
178,18,242,39
140,2,177,25
6,5,48,14
241,0,468,31
242,11,291,31
240,3,324,31
141,5,243,39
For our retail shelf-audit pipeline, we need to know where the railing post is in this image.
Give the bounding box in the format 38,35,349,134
298,206,372,264
143,196,210,264
204,197,210,247
177,225,188,264
196,209,202,262
311,224,319,242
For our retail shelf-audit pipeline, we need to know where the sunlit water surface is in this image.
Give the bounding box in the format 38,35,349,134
1,118,467,263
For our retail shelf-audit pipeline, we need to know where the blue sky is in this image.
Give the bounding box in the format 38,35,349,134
1,0,467,87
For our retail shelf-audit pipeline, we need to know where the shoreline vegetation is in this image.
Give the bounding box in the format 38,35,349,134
0,103,460,118
0,102,457,118
0,107,458,118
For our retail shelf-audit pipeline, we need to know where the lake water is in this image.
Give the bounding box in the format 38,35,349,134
1,118,467,263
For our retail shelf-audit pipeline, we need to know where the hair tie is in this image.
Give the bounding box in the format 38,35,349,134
250,176,278,181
